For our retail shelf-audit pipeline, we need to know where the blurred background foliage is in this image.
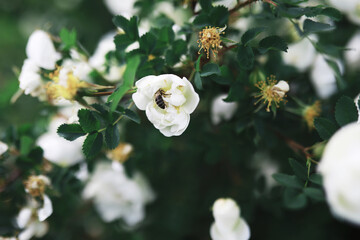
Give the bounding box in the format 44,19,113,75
1,0,360,239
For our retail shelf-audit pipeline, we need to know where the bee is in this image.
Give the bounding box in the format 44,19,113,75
154,89,171,109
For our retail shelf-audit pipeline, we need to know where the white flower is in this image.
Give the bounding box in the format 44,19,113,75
272,80,290,98
0,141,8,156
103,0,136,17
211,94,238,125
210,198,250,240
345,32,360,70
83,162,155,226
282,37,317,72
132,74,200,137
89,32,126,82
18,59,46,99
310,55,343,99
16,201,49,240
251,152,279,192
37,115,84,167
328,0,360,25
318,123,360,225
26,30,61,70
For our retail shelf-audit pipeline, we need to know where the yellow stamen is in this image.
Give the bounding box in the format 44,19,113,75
303,101,321,130
254,75,288,112
197,26,225,59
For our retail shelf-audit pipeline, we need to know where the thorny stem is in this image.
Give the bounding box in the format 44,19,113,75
274,129,319,164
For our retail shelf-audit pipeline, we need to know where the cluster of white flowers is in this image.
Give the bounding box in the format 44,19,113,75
318,122,360,225
132,74,200,137
18,30,61,99
83,162,155,226
210,198,250,240
282,32,343,99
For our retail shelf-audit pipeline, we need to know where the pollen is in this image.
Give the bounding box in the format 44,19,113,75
24,175,49,197
303,101,321,130
46,71,90,101
254,75,289,112
197,26,225,59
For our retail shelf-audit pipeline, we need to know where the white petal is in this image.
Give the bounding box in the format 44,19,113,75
181,77,200,114
16,207,32,228
26,30,61,70
211,94,238,125
37,195,53,221
0,141,8,156
213,198,240,230
18,59,43,96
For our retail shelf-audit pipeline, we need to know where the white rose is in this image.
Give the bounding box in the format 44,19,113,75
310,55,343,99
328,0,360,25
318,122,360,225
18,59,46,98
26,30,61,70
0,141,8,156
132,74,200,137
16,199,49,240
103,0,136,17
211,94,238,125
83,162,155,226
282,37,317,72
210,198,250,240
37,116,84,167
345,32,360,70
89,32,126,82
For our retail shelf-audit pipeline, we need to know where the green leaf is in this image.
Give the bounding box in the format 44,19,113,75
303,19,335,34
309,174,323,185
303,187,325,201
195,54,202,72
241,27,266,46
194,71,203,90
60,28,77,51
112,15,139,41
325,59,345,90
82,132,103,159
320,7,342,21
122,109,141,124
289,158,308,181
78,109,101,133
199,0,212,12
200,63,221,77
57,124,86,141
314,117,338,140
105,124,120,150
237,45,254,70
259,35,288,53
273,173,303,189
114,34,134,51
335,96,358,126
284,188,308,209
20,136,34,156
108,55,141,112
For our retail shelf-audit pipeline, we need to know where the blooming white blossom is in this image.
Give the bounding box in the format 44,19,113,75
310,55,342,99
89,32,126,82
345,32,360,70
25,30,61,70
272,80,290,98
103,0,136,17
282,37,317,72
132,74,200,137
0,141,8,156
16,200,49,240
83,162,155,226
37,113,84,167
18,30,60,99
318,123,360,225
328,0,360,25
210,198,250,240
211,94,238,125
